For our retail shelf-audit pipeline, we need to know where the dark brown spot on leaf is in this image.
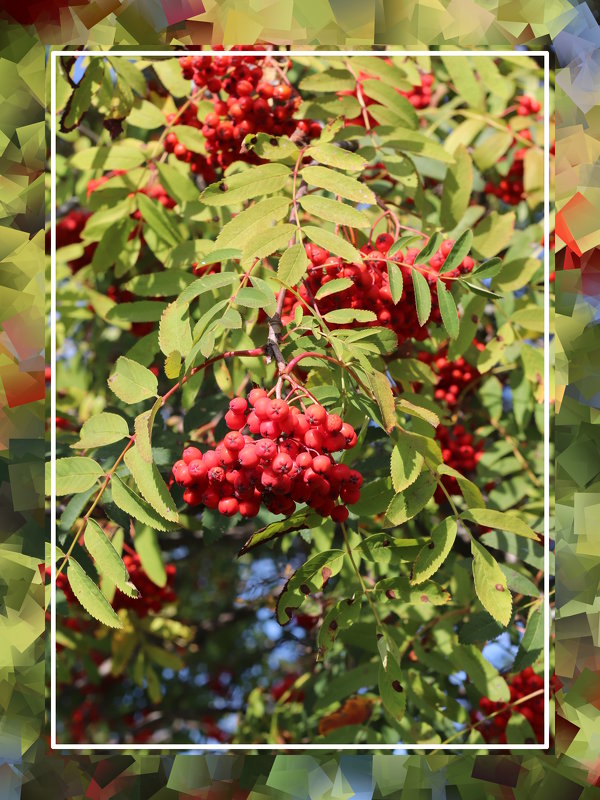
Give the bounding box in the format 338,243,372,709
300,584,310,595
392,680,403,692
386,589,396,600
322,566,332,586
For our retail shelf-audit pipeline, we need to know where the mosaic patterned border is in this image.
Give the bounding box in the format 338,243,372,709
1,0,599,794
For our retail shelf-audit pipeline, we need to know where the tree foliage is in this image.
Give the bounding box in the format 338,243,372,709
47,50,554,747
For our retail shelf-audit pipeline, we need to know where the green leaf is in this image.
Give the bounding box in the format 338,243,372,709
178,272,239,306
438,464,485,508
215,196,290,250
500,564,540,597
317,597,362,657
241,223,296,261
236,286,273,309
67,558,122,629
352,56,413,89
60,59,105,133
124,445,179,522
472,131,513,172
376,576,451,606
71,145,146,171
440,145,473,229
378,657,406,722
414,233,442,265
471,257,503,280
106,301,167,324
369,371,396,432
110,474,177,531
153,58,190,97
299,195,370,228
299,69,356,92
128,98,166,129
411,269,432,326
472,211,515,260
278,243,309,288
323,308,377,324
72,412,129,450
387,261,404,304
137,193,182,247
390,435,424,493
436,280,459,339
384,471,436,527
380,130,455,163
361,79,418,128
158,300,192,358
305,142,367,171
242,132,299,162
462,509,538,540
438,230,473,274
156,162,199,203
52,457,104,496
238,510,321,555
276,549,345,625
315,277,354,300
303,226,362,263
84,519,139,598
108,357,158,404
134,525,167,588
134,398,162,463
461,280,502,299
301,165,376,205
512,603,544,671
172,124,208,153
164,350,182,379
201,163,290,206
123,269,195,297
458,644,510,702
471,538,512,626
441,56,485,109
410,518,457,585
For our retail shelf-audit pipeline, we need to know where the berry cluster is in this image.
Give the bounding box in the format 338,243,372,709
278,235,475,345
417,347,482,408
516,94,541,116
473,667,545,744
172,390,361,521
56,555,177,618
165,51,320,176
435,423,483,501
50,210,95,273
484,150,526,205
484,126,535,205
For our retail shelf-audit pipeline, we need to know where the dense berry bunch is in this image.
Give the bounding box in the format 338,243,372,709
112,555,177,617
278,236,475,345
516,94,541,116
417,347,482,408
472,667,545,744
172,390,361,521
435,423,483,501
164,52,320,176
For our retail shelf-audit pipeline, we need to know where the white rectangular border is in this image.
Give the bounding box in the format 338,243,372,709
51,48,551,752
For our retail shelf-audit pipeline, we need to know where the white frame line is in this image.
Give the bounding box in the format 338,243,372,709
50,47,551,752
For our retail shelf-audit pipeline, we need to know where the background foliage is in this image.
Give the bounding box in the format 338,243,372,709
0,0,597,795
